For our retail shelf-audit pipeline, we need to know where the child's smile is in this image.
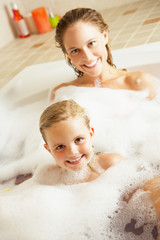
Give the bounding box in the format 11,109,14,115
44,117,94,171
65,154,85,166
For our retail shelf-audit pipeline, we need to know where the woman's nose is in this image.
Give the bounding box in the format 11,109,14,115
81,48,92,60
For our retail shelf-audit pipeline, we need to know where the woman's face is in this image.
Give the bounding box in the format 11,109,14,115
63,21,108,78
44,117,94,172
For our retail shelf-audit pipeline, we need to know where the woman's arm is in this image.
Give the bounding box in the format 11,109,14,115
123,177,160,217
50,82,70,101
143,177,160,216
49,79,78,101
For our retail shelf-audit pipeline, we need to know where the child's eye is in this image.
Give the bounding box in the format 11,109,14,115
75,138,84,144
56,145,65,150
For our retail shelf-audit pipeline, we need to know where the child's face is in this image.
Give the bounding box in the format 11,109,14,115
44,117,94,171
63,21,108,78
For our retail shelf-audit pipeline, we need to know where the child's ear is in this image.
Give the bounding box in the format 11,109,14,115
44,143,51,153
90,127,94,137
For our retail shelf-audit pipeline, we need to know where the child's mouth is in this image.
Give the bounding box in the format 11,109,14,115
66,155,84,165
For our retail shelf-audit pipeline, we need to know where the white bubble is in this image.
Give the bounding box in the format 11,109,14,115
0,85,160,239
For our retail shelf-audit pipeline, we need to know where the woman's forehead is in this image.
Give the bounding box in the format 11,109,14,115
63,21,101,47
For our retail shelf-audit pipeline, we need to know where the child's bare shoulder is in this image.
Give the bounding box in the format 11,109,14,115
97,153,124,170
34,163,59,185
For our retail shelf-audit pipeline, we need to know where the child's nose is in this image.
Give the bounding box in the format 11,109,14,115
67,144,78,156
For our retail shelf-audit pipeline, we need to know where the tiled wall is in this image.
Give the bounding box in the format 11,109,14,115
0,0,25,48
22,0,140,17
0,0,139,48
0,0,160,89
103,0,160,49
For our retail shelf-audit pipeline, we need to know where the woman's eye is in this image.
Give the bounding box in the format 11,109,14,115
88,41,96,47
75,138,83,144
70,49,79,55
56,145,65,150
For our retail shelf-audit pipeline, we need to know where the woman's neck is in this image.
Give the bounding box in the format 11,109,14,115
82,64,122,85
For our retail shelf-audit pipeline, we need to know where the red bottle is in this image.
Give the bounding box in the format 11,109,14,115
11,3,30,38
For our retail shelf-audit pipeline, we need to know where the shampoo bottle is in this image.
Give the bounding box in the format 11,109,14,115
11,3,30,38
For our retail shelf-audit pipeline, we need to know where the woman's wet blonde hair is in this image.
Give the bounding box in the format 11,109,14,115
55,8,115,77
39,100,90,143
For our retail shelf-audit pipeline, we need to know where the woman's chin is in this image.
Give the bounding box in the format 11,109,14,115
79,63,102,78
85,69,103,78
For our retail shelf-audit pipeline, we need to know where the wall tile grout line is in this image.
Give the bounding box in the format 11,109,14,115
0,0,160,89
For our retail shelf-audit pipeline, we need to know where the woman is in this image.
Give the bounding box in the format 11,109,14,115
50,8,156,100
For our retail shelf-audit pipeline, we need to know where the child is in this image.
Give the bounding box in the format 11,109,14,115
37,98,160,225
35,99,123,185
0,100,159,239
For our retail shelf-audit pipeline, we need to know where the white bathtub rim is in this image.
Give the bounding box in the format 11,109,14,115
0,42,159,106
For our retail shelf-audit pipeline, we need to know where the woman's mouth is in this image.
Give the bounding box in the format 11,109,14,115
66,155,84,166
83,58,100,69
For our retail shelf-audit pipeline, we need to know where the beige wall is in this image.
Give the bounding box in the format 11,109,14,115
0,0,26,48
22,0,140,17
0,0,139,49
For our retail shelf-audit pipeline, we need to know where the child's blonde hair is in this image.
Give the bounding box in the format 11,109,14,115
39,100,90,143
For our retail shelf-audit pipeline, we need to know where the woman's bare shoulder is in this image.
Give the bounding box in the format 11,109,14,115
125,71,156,85
125,71,156,99
126,71,154,81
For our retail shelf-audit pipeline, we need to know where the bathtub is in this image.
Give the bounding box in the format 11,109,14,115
0,42,160,239
0,41,159,109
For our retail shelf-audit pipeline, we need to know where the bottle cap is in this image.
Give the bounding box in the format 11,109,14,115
47,7,54,18
11,3,18,10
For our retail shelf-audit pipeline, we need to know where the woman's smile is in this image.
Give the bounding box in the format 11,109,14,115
82,58,100,68
63,21,108,77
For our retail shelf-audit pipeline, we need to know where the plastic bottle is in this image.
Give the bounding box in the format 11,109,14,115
11,3,30,38
31,7,52,34
47,7,59,28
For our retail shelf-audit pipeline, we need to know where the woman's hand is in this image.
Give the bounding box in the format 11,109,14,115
143,177,160,216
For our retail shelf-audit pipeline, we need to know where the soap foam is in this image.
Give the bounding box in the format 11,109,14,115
0,158,159,239
0,85,160,239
